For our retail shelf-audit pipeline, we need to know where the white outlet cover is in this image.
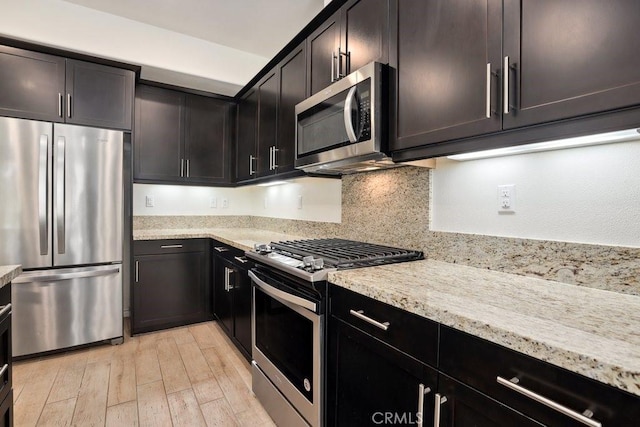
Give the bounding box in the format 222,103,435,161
210,197,217,208
222,198,229,209
297,195,303,209
145,195,154,207
497,184,516,213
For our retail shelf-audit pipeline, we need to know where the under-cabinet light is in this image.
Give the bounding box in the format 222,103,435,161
447,128,640,161
257,180,288,187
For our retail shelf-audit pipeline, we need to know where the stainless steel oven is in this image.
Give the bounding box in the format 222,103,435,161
250,268,324,427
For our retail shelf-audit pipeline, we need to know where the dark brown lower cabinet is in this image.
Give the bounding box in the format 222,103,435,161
437,374,543,427
327,317,437,426
132,240,211,334
212,243,252,360
0,284,11,427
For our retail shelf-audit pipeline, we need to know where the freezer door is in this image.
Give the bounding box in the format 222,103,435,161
11,264,123,357
0,117,53,269
53,124,123,266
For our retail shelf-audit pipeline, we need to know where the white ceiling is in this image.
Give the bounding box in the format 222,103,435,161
0,0,326,94
62,0,325,59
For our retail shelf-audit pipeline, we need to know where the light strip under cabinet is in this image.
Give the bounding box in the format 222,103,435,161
447,128,640,161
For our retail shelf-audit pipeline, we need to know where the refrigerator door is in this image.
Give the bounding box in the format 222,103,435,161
53,124,123,266
0,117,53,269
11,264,123,357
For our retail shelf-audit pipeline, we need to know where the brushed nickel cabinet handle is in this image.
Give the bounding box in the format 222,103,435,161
67,94,72,118
486,63,492,118
135,261,139,283
349,309,389,331
433,393,448,427
497,376,601,427
160,244,183,249
58,93,63,117
214,247,229,253
503,56,510,115
0,304,11,318
417,383,431,427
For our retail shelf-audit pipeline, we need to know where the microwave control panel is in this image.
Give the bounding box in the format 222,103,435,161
358,81,372,141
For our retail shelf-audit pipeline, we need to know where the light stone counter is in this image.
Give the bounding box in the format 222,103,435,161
0,265,22,288
133,228,306,252
329,259,640,397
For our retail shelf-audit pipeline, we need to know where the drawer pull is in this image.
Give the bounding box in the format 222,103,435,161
433,393,447,427
497,376,602,427
349,309,390,331
214,247,229,253
234,256,248,264
0,364,8,378
0,304,10,318
417,383,431,427
160,244,183,249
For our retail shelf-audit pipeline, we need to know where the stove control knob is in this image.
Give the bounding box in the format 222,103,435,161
302,256,314,267
313,258,324,270
254,244,271,254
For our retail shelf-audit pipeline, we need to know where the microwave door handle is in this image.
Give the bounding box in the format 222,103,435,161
343,86,358,143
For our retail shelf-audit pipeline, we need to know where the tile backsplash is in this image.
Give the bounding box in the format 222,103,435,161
135,166,639,296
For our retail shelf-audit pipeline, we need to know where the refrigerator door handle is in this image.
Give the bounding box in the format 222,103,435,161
39,134,49,256
12,266,120,283
56,136,66,254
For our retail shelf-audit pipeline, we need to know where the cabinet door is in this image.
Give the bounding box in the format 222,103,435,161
134,85,185,182
133,251,208,333
307,10,341,96
504,0,640,129
276,43,307,174
213,257,234,336
327,317,438,426
392,0,502,151
437,374,543,427
256,71,278,177
65,59,134,130
341,0,389,75
235,89,257,181
232,265,252,360
0,46,65,122
185,95,232,184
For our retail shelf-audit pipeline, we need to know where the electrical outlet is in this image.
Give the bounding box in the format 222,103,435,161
497,184,516,213
222,198,229,209
210,197,217,208
297,195,303,209
145,195,154,207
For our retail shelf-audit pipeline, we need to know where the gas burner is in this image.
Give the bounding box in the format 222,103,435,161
246,238,423,283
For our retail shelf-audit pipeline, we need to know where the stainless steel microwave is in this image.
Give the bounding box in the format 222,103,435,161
295,62,394,175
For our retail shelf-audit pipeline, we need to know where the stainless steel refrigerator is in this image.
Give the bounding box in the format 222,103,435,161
0,116,123,357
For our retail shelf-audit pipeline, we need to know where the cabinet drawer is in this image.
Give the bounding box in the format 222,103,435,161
134,239,208,255
211,241,246,263
330,285,438,367
440,326,640,426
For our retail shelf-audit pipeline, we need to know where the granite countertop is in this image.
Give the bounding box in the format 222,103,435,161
133,227,306,252
329,259,640,397
0,265,22,288
132,227,640,397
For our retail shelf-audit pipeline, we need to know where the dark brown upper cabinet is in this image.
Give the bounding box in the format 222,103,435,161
391,0,640,154
503,0,640,129
134,84,234,185
236,89,258,181
276,42,307,174
0,45,134,130
236,42,307,182
392,0,503,151
307,0,389,96
256,70,279,178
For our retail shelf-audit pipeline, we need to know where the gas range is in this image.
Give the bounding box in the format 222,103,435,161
245,238,424,283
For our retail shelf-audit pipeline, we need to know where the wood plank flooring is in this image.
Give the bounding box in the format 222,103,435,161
13,321,276,427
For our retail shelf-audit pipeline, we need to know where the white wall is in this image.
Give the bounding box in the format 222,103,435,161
432,139,640,248
133,176,342,223
0,0,267,95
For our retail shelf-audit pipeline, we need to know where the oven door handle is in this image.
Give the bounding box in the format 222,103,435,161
249,270,317,313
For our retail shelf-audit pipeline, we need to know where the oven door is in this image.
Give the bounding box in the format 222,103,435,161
250,269,322,427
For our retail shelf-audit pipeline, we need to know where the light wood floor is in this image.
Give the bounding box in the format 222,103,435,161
13,320,276,427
